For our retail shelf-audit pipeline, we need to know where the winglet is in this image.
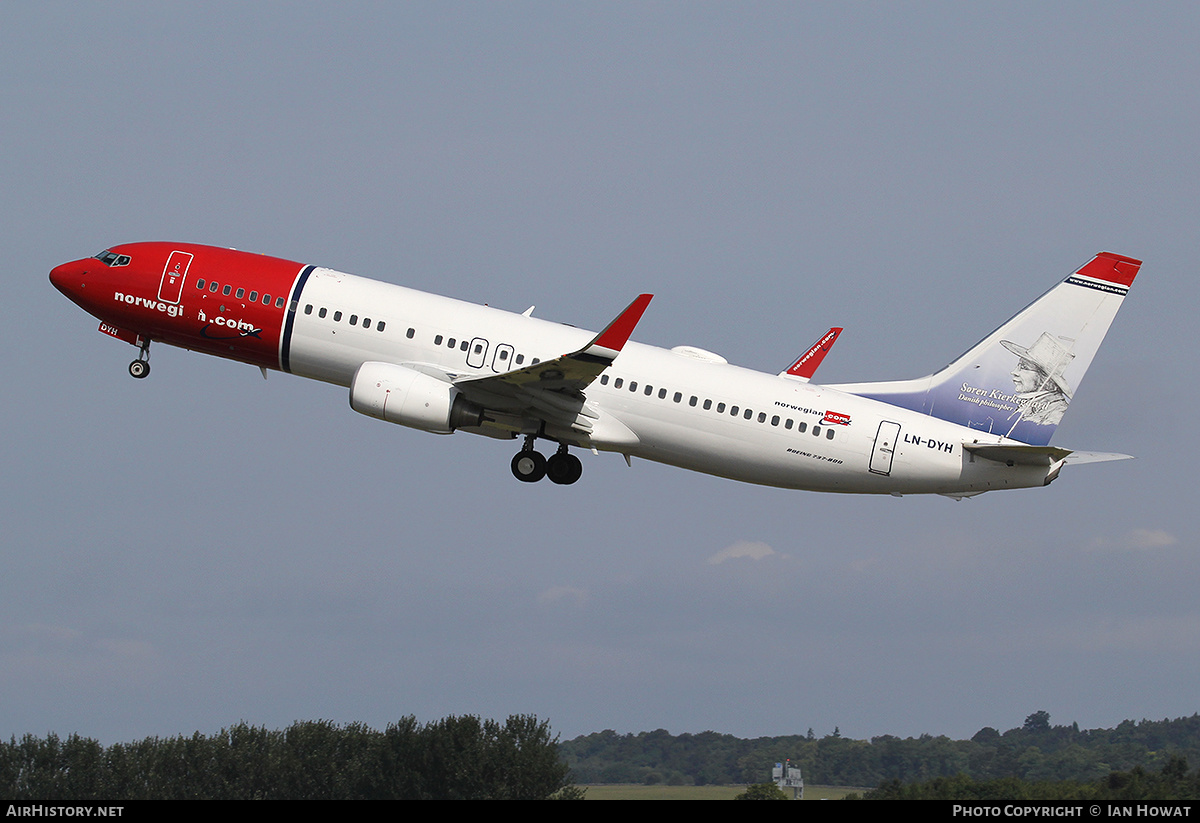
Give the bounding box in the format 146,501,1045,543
1075,252,1141,288
782,327,842,381
584,294,653,360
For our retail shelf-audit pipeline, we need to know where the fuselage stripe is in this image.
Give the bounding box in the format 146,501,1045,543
281,265,316,373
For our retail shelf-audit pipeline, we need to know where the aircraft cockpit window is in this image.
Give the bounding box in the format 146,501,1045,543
93,250,131,267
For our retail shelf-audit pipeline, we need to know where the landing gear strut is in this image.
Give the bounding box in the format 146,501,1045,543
128,340,151,379
510,437,582,485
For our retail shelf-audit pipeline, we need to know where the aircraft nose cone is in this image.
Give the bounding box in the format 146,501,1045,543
49,258,88,296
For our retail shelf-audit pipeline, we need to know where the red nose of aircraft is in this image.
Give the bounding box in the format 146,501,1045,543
49,258,90,300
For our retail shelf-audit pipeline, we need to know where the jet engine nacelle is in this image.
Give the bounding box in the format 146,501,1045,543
350,361,484,434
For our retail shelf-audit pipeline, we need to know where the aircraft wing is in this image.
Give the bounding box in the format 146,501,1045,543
451,294,652,437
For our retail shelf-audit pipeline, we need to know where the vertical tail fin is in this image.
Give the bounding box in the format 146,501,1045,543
830,252,1141,446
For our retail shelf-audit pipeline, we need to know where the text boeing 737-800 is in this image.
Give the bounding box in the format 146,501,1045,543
49,243,1139,497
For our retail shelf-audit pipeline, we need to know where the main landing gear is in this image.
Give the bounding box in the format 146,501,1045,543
510,437,583,485
128,340,151,379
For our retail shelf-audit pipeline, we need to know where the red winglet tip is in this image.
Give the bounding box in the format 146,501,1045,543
1077,252,1142,287
593,294,653,351
786,327,843,378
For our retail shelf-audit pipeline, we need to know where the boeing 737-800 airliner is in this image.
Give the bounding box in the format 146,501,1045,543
49,243,1139,497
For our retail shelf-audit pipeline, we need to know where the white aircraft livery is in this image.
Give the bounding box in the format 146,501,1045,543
50,244,1140,497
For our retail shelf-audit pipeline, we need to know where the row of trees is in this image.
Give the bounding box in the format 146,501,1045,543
0,715,581,800
857,755,1200,800
559,712,1200,788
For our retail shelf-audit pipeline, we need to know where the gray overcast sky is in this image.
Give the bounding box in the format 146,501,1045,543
4,2,1197,745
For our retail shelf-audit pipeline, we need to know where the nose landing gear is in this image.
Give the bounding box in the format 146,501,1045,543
128,340,151,379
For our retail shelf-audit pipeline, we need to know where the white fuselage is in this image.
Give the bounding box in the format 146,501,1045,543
285,267,1045,495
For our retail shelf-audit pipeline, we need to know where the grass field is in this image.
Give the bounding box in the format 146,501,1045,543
578,784,861,800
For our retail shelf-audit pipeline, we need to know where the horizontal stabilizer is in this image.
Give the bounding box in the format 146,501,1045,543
1062,450,1134,465
964,443,1073,467
964,443,1134,468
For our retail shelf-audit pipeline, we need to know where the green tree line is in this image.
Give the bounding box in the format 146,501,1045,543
559,712,1200,788
857,754,1200,800
0,715,581,800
